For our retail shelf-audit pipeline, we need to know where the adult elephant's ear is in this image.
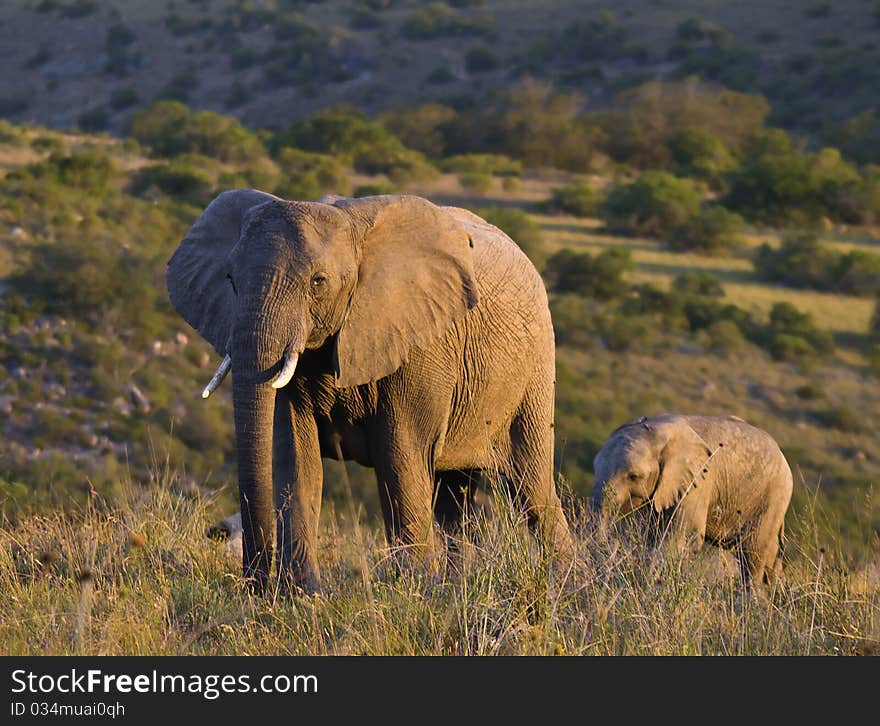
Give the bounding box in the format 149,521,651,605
167,189,281,356
333,195,479,387
652,420,713,513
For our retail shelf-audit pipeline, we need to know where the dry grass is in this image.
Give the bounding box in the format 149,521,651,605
533,213,876,338
1,476,877,656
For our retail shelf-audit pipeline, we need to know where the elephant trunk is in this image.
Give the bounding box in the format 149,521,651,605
232,378,276,593
230,293,305,593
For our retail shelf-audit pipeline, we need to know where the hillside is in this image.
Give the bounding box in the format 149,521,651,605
2,0,880,154
1,113,878,563
0,0,879,657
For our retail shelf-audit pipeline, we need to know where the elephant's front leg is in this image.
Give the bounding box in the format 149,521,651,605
670,487,710,554
374,457,437,565
273,390,323,594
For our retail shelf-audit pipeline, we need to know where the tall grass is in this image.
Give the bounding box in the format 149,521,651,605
0,474,876,655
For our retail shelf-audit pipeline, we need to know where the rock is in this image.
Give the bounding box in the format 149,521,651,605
854,450,867,462
198,351,210,369
126,384,150,414
111,396,132,416
0,396,12,415
207,512,243,561
175,331,189,346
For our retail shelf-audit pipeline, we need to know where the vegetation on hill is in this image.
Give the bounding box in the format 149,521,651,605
0,0,878,655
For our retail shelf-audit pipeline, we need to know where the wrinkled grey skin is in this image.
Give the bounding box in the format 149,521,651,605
592,414,793,586
168,190,572,594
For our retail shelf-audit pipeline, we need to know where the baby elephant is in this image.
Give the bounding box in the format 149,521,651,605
592,414,793,586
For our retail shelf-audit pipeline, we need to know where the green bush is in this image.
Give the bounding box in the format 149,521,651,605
703,319,746,355
274,147,350,200
130,102,266,162
673,271,725,298
601,171,702,239
666,128,737,190
354,183,396,197
722,131,871,223
426,65,455,84
441,153,521,177
754,232,880,296
762,302,835,361
77,106,110,132
458,171,492,193
478,207,546,269
669,205,745,254
110,87,139,110
465,45,498,73
132,162,216,206
544,182,599,217
401,3,494,40
816,405,864,433
596,79,769,167
380,104,458,158
546,248,633,300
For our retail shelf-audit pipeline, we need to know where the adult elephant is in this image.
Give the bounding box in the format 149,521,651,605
168,190,572,594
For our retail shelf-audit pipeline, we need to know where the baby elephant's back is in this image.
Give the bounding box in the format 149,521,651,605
684,415,792,492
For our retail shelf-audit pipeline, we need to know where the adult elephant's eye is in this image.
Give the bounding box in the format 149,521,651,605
627,472,640,481
311,273,328,290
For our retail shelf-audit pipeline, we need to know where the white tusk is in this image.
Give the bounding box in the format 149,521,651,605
271,352,299,389
201,355,231,399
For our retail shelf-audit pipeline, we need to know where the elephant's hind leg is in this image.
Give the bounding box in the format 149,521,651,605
502,384,573,556
434,469,479,545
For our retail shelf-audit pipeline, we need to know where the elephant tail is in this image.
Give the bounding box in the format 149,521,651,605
776,520,786,566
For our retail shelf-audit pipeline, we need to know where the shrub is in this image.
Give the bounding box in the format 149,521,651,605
379,103,458,159
666,127,737,190
669,205,745,254
597,79,769,166
274,147,350,200
77,106,110,132
816,405,864,433
353,145,436,185
426,65,455,84
354,183,396,196
158,67,200,103
130,102,266,162
546,248,633,300
478,207,546,269
601,171,702,239
703,319,746,355
545,182,599,217
441,153,521,176
132,162,215,206
673,271,724,298
110,87,139,110
762,302,835,361
465,45,498,73
401,3,494,40
458,171,492,193
348,7,383,29
722,129,855,223
754,232,880,296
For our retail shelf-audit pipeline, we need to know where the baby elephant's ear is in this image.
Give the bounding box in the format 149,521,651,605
652,421,713,513
167,189,281,355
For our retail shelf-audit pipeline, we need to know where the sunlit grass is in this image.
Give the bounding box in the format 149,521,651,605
1,475,876,656
535,213,876,337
